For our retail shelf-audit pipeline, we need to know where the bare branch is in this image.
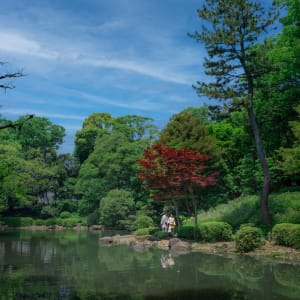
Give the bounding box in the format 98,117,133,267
0,114,34,131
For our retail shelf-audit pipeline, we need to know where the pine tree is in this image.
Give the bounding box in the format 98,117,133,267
190,0,279,224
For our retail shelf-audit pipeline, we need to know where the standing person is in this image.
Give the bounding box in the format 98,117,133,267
160,213,168,232
167,214,176,233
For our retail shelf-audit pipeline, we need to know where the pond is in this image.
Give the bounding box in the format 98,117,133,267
0,230,300,300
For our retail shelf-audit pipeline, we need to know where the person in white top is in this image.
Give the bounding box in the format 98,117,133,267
160,213,168,232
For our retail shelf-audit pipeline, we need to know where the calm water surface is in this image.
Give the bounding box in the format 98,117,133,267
0,230,300,300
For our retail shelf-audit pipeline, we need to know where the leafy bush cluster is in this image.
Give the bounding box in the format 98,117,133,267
272,223,300,249
196,192,300,229
134,228,150,236
197,196,260,229
151,231,172,240
235,225,264,253
177,222,232,242
177,225,200,240
198,222,233,242
270,193,300,224
2,217,33,227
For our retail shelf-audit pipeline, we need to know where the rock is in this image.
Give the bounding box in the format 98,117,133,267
169,238,191,255
132,242,145,252
168,238,181,248
112,234,136,245
99,236,113,245
91,225,103,230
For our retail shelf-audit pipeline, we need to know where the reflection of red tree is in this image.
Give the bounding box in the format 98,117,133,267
137,143,218,225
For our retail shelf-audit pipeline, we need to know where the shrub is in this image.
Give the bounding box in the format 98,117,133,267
100,189,135,229
55,200,78,213
134,215,154,230
55,218,65,226
63,218,79,227
2,217,33,227
34,219,46,226
272,223,300,249
41,205,59,218
235,226,264,253
177,225,201,240
59,211,72,219
198,222,233,242
152,231,171,240
134,228,150,236
45,218,57,226
270,193,300,224
87,212,99,226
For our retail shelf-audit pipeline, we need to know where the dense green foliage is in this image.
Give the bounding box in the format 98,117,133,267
99,189,135,229
177,222,232,242
235,226,265,252
272,223,300,249
0,1,299,240
198,222,232,242
197,192,300,229
177,225,201,240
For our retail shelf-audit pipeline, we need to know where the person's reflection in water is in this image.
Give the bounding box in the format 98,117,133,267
160,253,175,269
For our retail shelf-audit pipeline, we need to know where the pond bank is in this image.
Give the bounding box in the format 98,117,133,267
99,234,300,265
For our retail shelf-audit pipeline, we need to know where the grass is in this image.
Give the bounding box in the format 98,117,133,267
195,191,300,231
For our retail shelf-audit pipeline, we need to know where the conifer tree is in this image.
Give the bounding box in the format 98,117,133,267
190,0,279,224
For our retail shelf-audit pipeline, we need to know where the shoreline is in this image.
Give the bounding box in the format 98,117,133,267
100,234,300,265
2,225,300,265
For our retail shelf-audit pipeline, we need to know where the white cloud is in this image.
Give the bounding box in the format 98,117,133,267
77,91,162,111
1,108,85,120
0,26,199,85
0,31,58,60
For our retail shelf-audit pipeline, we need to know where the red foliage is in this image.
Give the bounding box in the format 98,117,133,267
137,143,217,199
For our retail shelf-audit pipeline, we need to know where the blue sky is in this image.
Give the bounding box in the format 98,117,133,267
0,0,214,153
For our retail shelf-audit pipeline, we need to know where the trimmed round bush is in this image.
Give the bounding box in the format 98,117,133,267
198,222,233,242
134,228,150,236
272,223,300,249
177,225,201,240
34,219,46,226
45,218,57,226
134,215,154,230
59,211,72,219
63,218,79,227
235,226,264,253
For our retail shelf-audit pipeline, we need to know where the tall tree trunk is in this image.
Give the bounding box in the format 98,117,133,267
172,198,180,229
247,107,271,225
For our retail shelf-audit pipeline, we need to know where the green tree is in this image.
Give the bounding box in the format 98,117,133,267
159,111,221,164
190,0,279,224
99,189,135,228
278,105,300,176
75,131,150,211
17,115,65,159
0,141,59,211
74,113,114,163
75,114,157,212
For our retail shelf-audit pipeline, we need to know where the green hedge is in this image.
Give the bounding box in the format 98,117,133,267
198,222,233,242
272,223,300,249
235,226,264,253
59,211,72,219
134,228,150,236
177,225,201,240
34,219,46,226
2,217,33,227
45,218,57,226
152,231,171,240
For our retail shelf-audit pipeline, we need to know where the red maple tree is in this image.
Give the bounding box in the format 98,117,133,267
137,143,217,226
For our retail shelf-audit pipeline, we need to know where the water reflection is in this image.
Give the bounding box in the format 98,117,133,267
160,253,175,269
0,230,300,299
